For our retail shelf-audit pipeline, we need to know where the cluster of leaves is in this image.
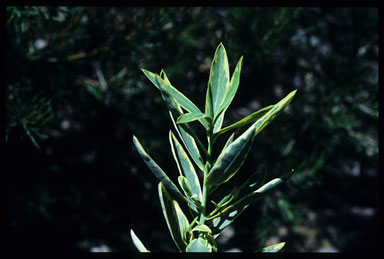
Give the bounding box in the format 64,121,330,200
5,7,378,252
131,43,297,252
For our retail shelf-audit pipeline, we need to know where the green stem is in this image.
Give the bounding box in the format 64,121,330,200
199,127,213,224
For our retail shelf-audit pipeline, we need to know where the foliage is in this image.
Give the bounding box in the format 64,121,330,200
131,43,297,252
5,7,378,252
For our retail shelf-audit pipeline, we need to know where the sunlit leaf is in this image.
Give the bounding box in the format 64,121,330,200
210,205,249,237
213,56,243,133
130,229,150,252
133,135,186,202
177,112,210,125
169,131,202,203
178,175,193,197
169,112,205,172
258,242,286,252
253,90,297,137
205,43,230,125
158,182,186,251
205,121,256,188
191,224,212,233
214,105,274,138
186,237,213,252
210,169,294,235
159,69,210,130
173,200,190,244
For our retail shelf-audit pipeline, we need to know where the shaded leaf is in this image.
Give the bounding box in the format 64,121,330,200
237,165,267,198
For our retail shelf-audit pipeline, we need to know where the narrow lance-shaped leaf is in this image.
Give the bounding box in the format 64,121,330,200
213,56,244,133
213,105,274,139
206,132,236,195
205,42,230,121
258,242,286,253
211,169,293,237
253,90,297,137
177,112,210,125
155,75,183,115
210,204,249,237
141,68,160,90
173,200,190,244
209,170,294,235
130,229,150,252
169,112,205,172
158,182,186,251
236,165,267,199
169,131,203,203
159,70,209,130
151,73,206,170
178,175,193,197
133,135,186,202
205,121,257,188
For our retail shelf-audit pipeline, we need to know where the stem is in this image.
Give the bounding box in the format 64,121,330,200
199,127,214,224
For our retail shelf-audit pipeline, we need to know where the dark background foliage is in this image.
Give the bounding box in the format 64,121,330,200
4,7,379,252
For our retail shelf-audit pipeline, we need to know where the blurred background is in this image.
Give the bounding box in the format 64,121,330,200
4,7,379,252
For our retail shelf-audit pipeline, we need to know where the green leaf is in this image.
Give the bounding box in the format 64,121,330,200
222,132,235,150
169,131,202,203
210,170,294,235
206,234,218,252
205,121,257,188
213,56,244,133
158,69,210,130
205,43,230,121
158,182,186,251
141,68,160,90
259,242,286,253
173,200,190,244
214,105,274,138
155,75,183,115
177,112,210,125
133,135,186,202
130,229,150,252
169,112,205,172
210,204,249,237
253,90,297,137
178,175,193,197
186,237,213,252
237,165,267,198
191,224,212,234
